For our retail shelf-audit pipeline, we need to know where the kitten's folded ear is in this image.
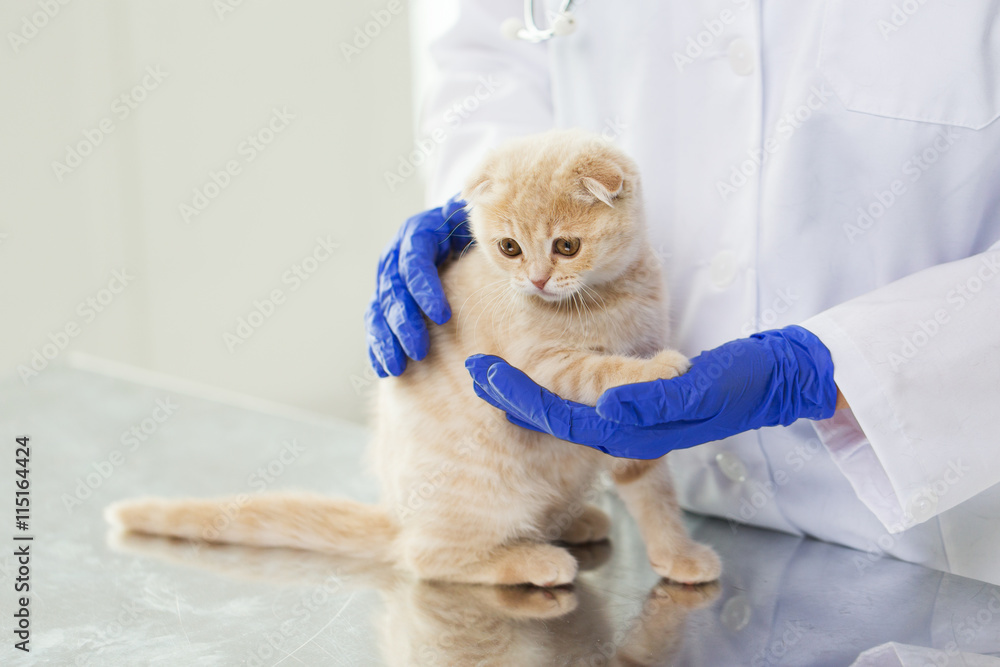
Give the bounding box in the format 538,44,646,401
462,175,492,204
461,154,497,205
574,155,625,208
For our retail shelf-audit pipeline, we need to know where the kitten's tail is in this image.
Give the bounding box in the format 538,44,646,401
104,493,398,562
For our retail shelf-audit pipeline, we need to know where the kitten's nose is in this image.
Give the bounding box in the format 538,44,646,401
531,276,550,291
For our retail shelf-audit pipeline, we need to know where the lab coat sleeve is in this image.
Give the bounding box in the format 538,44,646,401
416,0,555,206
801,241,1000,533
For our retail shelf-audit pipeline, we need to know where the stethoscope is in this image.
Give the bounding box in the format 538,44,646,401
501,0,577,42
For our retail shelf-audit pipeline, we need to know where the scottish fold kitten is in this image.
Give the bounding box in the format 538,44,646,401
107,129,721,587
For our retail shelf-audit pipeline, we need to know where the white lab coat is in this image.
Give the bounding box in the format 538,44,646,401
415,0,1000,585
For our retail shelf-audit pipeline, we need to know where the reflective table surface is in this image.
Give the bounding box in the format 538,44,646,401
3,362,1000,666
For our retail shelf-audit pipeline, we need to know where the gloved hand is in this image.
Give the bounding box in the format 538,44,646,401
465,326,838,459
366,196,470,377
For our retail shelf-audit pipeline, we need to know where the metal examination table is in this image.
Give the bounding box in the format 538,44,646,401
2,361,1000,666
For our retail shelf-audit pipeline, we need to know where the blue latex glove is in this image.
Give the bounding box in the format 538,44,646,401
366,196,470,377
464,326,838,459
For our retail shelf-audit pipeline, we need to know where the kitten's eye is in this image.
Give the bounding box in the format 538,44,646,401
498,238,522,257
553,238,581,257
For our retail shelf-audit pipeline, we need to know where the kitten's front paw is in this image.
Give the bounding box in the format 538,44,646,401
650,542,721,584
651,349,690,380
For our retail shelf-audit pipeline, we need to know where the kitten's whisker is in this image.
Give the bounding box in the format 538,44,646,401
579,284,610,334
461,284,509,347
498,288,517,339
436,204,476,250
461,281,507,343
481,284,513,345
443,228,475,246
457,242,477,260
500,286,519,339
437,205,468,232
486,285,508,330
456,279,508,323
580,293,594,337
573,292,585,336
580,283,609,313
555,293,578,340
469,282,510,348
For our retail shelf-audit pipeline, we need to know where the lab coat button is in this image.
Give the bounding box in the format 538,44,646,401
728,38,755,76
721,594,751,631
716,451,747,483
710,250,739,289
906,490,938,525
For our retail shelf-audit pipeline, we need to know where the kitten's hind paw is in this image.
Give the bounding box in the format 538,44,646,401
487,585,579,619
555,504,611,544
502,543,579,588
566,540,613,572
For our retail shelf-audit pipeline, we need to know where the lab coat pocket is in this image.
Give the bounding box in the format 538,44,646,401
818,0,1000,130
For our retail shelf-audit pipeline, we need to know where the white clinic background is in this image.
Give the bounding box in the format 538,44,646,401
0,0,459,424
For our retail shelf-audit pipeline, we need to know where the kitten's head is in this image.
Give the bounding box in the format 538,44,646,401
461,129,645,302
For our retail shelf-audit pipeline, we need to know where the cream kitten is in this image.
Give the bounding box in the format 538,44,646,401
106,129,721,587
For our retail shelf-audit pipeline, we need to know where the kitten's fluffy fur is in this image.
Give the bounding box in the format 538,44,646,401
106,130,721,587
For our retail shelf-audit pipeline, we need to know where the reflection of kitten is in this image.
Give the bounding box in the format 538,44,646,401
106,129,721,587
111,533,720,666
